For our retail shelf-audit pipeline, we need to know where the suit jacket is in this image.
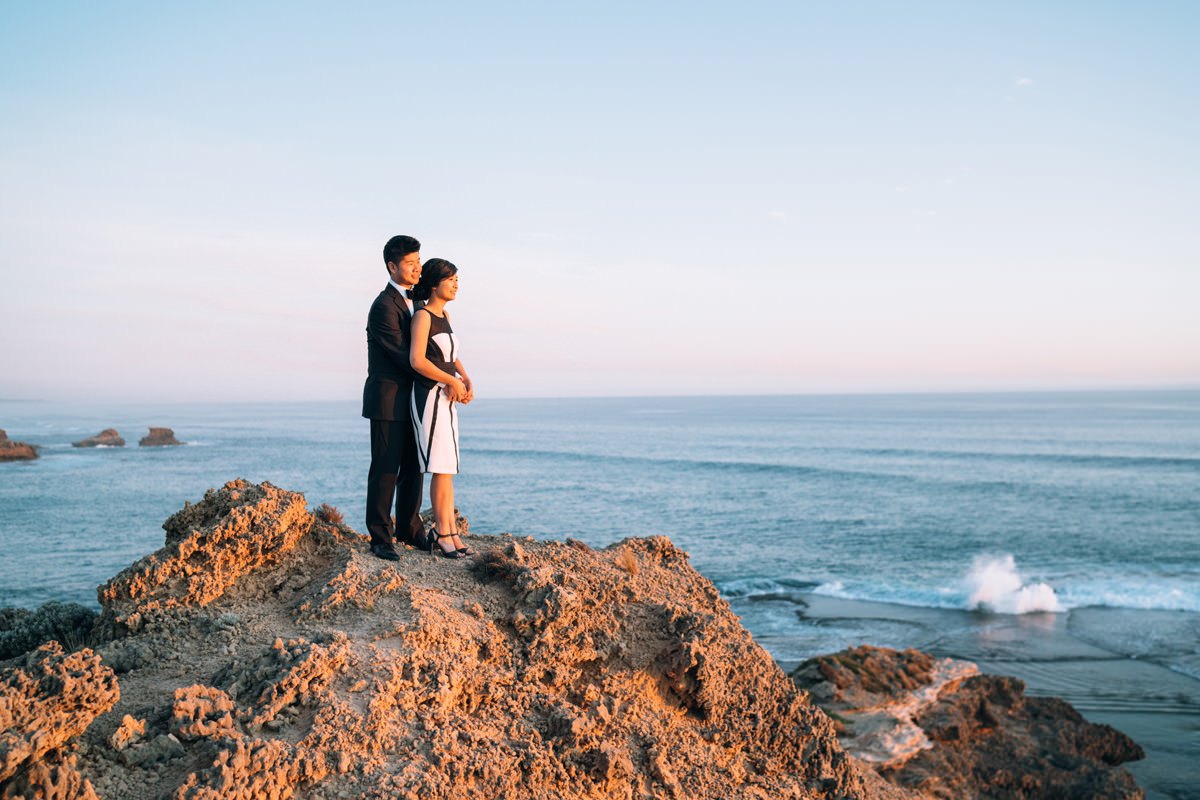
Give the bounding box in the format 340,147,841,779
362,284,424,421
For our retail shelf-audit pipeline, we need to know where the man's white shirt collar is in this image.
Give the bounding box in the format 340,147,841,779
389,279,414,311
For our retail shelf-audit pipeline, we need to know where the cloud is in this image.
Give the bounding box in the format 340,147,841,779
1015,76,1034,87
768,211,787,219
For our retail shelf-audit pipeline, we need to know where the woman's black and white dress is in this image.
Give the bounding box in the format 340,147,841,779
410,309,460,474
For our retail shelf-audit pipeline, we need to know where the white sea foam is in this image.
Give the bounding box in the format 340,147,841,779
808,571,1200,615
963,554,1062,614
719,576,816,598
720,577,792,598
807,554,1066,615
809,580,964,610
1057,580,1200,613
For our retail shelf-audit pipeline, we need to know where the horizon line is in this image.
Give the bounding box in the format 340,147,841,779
3,384,1199,407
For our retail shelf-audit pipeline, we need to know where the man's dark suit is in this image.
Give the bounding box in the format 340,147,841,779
363,283,426,549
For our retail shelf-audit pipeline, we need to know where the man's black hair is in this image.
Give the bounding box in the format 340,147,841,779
383,235,421,266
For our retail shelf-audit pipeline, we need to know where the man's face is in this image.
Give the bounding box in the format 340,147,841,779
388,252,422,287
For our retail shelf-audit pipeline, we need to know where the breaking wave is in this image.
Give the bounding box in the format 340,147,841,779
963,554,1062,614
725,555,1200,615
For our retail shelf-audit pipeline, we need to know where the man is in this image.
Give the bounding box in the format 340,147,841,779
363,235,429,559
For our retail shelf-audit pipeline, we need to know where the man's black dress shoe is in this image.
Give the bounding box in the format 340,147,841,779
370,543,402,561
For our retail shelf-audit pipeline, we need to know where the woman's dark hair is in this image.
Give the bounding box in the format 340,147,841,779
413,258,458,302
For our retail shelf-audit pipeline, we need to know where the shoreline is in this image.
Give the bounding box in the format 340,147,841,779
761,592,1200,800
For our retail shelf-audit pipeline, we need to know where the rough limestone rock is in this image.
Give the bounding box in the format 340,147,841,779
794,646,1145,800
0,430,37,462
0,601,97,661
0,482,1144,800
139,427,183,447
792,646,980,767
73,428,126,448
0,642,119,799
108,715,146,752
97,480,328,632
11,479,890,800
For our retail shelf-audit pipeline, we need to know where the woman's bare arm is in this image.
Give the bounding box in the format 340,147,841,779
409,310,465,399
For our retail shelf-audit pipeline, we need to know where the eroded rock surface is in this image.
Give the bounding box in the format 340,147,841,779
96,480,342,632
0,642,119,799
795,645,1145,800
0,430,37,462
73,429,126,448
3,479,884,800
0,481,1146,800
793,646,980,767
139,427,183,446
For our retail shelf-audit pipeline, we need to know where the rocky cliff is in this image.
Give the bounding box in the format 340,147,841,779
1,480,903,800
0,481,1145,800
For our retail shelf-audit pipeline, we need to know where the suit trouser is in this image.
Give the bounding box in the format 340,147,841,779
365,417,424,547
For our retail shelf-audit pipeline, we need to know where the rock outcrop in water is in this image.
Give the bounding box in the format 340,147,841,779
3,480,909,800
0,429,37,461
73,429,126,448
138,427,183,447
793,646,1145,799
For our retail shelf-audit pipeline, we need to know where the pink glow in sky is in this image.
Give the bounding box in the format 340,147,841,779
1,4,1197,401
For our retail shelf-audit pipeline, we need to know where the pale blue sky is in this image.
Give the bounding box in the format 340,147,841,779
2,2,1197,401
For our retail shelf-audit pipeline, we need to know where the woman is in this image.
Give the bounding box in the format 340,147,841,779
409,258,474,558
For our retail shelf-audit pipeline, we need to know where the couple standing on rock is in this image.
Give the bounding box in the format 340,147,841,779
362,235,475,561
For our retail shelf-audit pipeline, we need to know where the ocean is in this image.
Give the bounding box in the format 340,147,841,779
2,391,1198,797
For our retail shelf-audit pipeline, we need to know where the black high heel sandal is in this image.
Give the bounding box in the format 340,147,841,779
430,528,464,559
456,538,474,557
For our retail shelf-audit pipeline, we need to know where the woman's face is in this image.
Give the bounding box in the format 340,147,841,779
436,273,459,302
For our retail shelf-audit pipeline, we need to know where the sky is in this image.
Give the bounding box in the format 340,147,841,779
1,1,1197,402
